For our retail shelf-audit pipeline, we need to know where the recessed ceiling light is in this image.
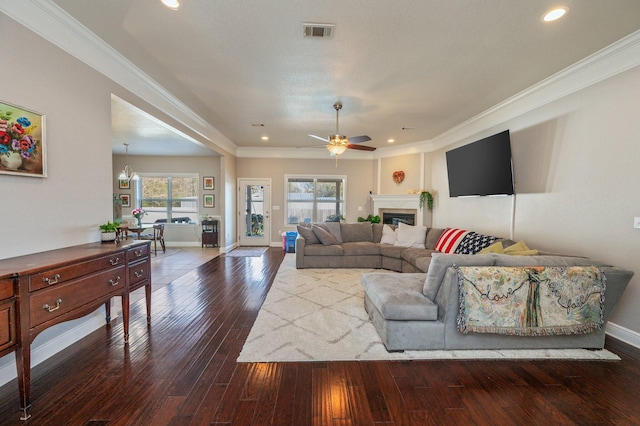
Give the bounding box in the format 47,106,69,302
261,136,269,141
387,139,395,143
161,0,180,10
543,7,568,22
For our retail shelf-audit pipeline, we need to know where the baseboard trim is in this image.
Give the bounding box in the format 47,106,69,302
606,321,640,349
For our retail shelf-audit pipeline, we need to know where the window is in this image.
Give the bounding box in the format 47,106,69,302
286,175,346,224
137,174,198,223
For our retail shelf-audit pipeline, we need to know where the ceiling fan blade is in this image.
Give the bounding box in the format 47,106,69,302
347,135,371,144
309,134,329,142
348,144,376,151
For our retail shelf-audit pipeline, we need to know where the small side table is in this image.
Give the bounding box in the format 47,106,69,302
202,220,219,247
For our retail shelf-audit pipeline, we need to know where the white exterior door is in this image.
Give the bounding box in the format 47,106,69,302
238,178,271,246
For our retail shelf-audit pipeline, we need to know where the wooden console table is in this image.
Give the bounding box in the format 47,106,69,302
0,240,151,420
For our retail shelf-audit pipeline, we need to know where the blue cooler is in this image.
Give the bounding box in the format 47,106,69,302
285,231,297,253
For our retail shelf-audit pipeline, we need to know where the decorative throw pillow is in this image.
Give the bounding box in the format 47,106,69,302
321,221,343,244
394,223,427,248
504,240,529,252
503,241,539,256
296,224,319,245
312,224,340,245
380,224,397,245
434,228,469,253
455,232,497,255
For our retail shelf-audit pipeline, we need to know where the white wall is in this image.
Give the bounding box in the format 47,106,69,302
429,64,640,335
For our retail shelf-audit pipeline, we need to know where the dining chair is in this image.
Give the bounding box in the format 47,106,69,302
140,224,166,255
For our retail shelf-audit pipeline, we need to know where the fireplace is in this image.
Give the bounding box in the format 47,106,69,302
370,194,423,227
381,212,415,226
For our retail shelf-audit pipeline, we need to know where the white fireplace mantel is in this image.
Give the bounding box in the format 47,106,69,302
370,194,422,227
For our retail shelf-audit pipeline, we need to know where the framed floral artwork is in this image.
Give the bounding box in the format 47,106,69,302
119,194,131,207
203,194,215,208
0,100,46,177
203,176,214,190
119,179,130,189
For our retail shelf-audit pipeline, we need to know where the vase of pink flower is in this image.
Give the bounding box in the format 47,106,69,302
131,207,146,227
0,114,40,171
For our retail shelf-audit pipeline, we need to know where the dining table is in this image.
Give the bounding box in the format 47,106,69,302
118,225,149,240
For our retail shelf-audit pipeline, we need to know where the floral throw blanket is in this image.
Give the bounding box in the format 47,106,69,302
456,266,605,336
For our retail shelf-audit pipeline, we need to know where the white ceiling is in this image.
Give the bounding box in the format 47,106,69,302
49,0,640,156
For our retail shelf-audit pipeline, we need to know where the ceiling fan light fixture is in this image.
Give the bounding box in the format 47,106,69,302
329,134,347,145
326,144,348,155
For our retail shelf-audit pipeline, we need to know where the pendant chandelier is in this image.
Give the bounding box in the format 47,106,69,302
118,143,139,182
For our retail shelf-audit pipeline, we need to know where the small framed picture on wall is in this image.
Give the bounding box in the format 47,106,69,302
119,194,131,207
203,194,215,208
119,179,130,189
203,176,215,190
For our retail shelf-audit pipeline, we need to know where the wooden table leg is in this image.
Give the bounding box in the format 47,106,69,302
104,299,111,324
122,292,129,344
145,282,152,325
15,345,31,420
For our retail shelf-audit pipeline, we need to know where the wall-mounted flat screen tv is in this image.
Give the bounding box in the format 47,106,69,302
446,130,514,197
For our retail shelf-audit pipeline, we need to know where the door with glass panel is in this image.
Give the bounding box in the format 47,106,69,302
238,179,271,246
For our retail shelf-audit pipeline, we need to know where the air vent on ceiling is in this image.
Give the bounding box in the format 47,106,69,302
303,23,335,38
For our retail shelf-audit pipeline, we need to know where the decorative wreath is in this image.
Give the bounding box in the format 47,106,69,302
393,170,405,184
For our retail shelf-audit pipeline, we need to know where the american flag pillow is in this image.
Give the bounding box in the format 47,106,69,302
454,232,497,254
434,228,469,253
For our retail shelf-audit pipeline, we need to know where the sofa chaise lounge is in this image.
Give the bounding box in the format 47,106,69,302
295,222,634,351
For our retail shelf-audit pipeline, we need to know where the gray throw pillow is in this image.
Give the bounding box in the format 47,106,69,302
422,253,495,301
340,223,374,243
312,224,340,245
297,224,319,245
321,221,343,243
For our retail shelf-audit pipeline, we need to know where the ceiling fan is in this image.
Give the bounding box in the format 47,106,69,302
309,102,375,156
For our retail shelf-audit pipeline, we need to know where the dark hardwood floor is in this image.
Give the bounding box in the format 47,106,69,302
1,248,639,425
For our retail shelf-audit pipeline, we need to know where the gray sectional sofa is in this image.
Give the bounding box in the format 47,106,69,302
295,222,634,351
296,222,462,272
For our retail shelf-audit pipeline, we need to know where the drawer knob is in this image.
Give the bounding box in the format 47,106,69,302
134,270,144,278
43,299,62,313
42,274,61,285
134,249,143,257
109,276,121,286
110,257,121,265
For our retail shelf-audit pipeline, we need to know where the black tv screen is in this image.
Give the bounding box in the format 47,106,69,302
446,130,514,197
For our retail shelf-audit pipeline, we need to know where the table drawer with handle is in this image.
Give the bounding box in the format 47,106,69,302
127,244,149,262
128,260,150,291
30,265,126,328
29,252,126,292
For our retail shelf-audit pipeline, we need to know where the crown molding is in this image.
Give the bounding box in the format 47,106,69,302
0,0,237,156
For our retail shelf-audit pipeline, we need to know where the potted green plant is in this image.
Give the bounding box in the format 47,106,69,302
419,191,434,212
99,221,119,242
357,214,381,223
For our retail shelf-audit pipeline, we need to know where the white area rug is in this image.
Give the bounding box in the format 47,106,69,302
238,254,620,362
225,247,268,257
